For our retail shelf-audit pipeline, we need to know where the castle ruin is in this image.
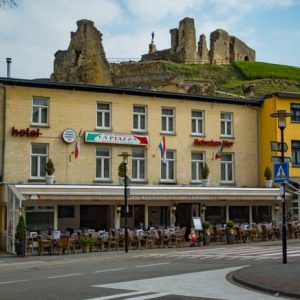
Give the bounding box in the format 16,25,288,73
142,17,255,64
51,19,112,85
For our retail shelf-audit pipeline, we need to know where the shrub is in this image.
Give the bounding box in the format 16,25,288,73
118,162,126,178
264,166,272,180
79,235,93,247
226,220,235,228
15,215,26,242
202,163,209,179
45,158,55,175
202,221,210,230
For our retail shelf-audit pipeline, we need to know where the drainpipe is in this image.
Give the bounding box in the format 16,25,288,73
0,84,6,183
6,58,12,78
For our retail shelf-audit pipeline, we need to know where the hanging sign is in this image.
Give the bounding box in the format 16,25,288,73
62,128,76,144
85,132,149,146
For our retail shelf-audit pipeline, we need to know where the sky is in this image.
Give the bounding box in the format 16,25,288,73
0,0,300,79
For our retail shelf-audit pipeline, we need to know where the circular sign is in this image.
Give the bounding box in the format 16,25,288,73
62,128,76,144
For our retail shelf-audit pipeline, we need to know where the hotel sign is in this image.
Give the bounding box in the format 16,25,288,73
85,132,149,146
194,139,234,147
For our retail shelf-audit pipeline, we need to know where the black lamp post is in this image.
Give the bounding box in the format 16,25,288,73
270,110,291,264
118,152,131,253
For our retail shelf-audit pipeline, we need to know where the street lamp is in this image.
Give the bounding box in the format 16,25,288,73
270,110,291,264
118,151,131,253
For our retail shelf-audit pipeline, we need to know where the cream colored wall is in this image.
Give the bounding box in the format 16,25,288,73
4,85,258,186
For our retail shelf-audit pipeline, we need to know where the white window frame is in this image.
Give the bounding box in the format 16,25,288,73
96,102,111,130
31,96,49,126
191,152,204,182
220,153,234,183
161,108,175,134
95,147,111,181
160,150,176,182
30,144,48,179
132,148,146,181
191,110,204,136
220,112,233,137
133,105,147,132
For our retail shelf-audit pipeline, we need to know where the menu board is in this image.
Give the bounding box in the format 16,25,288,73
192,217,203,231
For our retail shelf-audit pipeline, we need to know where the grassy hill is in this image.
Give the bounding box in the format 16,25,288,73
161,61,300,96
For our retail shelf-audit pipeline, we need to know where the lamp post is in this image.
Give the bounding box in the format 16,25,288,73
270,110,291,264
118,152,131,253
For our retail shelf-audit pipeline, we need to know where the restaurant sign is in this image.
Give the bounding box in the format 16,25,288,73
85,132,149,146
194,138,234,147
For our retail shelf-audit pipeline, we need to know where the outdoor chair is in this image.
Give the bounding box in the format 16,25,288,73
60,235,75,254
37,236,53,256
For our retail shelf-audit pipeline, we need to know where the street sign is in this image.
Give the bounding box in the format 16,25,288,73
271,156,291,163
274,162,289,184
271,141,288,152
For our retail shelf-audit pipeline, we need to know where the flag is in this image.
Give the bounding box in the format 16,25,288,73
215,143,224,160
74,129,82,159
159,136,167,165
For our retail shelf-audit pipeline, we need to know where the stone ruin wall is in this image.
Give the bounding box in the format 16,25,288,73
142,17,255,65
50,19,112,85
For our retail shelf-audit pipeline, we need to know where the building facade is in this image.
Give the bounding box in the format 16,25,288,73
0,78,281,252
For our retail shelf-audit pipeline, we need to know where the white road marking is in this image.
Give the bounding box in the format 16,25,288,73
94,268,125,273
48,273,82,279
92,266,286,300
135,262,170,268
86,291,148,299
0,279,28,285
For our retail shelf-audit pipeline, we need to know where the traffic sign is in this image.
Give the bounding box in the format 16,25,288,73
271,141,288,152
274,162,289,184
271,156,291,163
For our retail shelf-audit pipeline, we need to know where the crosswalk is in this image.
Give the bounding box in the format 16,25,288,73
133,244,300,261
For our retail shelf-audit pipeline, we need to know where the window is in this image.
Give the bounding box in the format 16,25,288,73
132,148,146,181
291,103,300,122
191,110,204,135
221,153,234,183
31,144,47,178
97,102,111,129
161,108,174,134
292,140,300,166
191,152,204,182
96,147,111,180
161,150,175,182
220,112,233,137
32,97,48,126
133,106,147,132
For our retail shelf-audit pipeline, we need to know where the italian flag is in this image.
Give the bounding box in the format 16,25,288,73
74,130,82,159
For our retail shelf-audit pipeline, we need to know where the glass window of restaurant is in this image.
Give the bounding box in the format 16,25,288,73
205,206,226,225
26,206,54,232
148,206,170,228
229,206,249,224
252,206,271,223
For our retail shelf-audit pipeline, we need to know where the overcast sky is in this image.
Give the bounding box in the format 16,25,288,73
0,0,299,79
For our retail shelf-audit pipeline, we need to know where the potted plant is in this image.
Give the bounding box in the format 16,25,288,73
15,215,26,256
202,162,210,187
202,221,211,245
45,158,55,184
225,220,235,244
198,232,204,246
264,166,273,188
79,235,94,253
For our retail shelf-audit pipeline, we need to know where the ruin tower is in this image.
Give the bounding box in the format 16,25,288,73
209,29,231,64
170,28,179,53
198,34,209,63
50,19,112,85
177,18,197,63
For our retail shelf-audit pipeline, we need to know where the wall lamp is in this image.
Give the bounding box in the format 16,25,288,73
275,204,280,213
201,204,206,214
171,203,177,213
117,205,122,215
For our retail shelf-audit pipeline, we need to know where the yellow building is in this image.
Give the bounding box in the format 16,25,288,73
260,92,300,218
0,78,281,252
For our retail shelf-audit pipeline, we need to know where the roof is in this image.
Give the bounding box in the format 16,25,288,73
0,77,262,106
262,91,300,100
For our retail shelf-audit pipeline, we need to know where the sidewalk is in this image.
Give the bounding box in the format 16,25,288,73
232,261,300,299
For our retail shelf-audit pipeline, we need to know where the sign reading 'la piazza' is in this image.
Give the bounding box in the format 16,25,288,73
85,132,149,146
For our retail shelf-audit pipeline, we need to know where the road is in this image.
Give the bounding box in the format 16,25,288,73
1,242,299,300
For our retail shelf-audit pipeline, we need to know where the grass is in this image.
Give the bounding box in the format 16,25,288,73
233,61,300,81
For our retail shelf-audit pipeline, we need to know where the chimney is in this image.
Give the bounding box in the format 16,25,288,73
6,57,12,78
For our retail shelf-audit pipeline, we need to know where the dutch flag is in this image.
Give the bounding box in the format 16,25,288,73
159,136,167,165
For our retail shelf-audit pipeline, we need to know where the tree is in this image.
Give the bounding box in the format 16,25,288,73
0,0,17,9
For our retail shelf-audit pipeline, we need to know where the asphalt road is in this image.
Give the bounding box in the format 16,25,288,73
1,243,298,300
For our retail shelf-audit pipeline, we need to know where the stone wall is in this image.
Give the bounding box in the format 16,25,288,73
50,19,112,85
141,17,255,65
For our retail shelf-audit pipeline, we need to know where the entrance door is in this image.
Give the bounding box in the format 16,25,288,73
80,205,111,231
